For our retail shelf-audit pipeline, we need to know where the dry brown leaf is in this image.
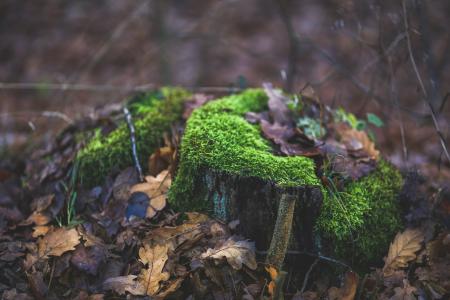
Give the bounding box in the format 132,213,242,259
150,222,203,251
155,277,184,299
130,170,171,218
337,124,380,160
103,275,143,295
389,279,417,300
38,227,80,258
265,265,278,297
103,244,170,296
32,225,51,238
327,271,359,300
136,243,170,296
383,229,424,277
201,236,257,270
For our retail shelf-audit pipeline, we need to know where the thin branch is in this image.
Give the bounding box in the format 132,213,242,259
402,0,450,164
301,258,319,293
0,82,242,94
123,107,144,182
275,0,299,92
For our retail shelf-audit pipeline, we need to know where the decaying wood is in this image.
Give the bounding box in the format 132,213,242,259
191,168,323,263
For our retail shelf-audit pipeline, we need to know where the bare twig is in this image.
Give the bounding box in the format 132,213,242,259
275,0,299,92
402,0,450,164
0,110,74,124
301,258,319,293
123,107,144,182
0,82,242,94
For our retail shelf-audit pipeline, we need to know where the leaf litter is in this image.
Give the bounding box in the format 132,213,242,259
0,87,449,299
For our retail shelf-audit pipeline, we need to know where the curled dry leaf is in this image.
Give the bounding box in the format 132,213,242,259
327,271,359,300
383,229,424,277
38,227,80,259
201,236,257,270
265,265,278,297
130,170,171,218
335,123,379,160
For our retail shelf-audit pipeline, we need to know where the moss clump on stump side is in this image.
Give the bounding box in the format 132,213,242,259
317,160,402,264
169,88,403,265
77,87,190,187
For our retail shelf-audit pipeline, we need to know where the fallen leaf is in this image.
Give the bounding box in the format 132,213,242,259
130,170,171,219
136,242,170,296
335,123,379,160
38,227,80,258
32,225,51,238
26,271,48,300
327,271,359,300
156,277,184,299
201,236,257,270
389,279,417,300
183,93,214,119
265,265,278,297
103,275,143,295
263,82,293,126
383,229,424,277
70,245,105,275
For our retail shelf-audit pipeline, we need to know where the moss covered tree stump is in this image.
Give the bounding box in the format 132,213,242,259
169,89,403,266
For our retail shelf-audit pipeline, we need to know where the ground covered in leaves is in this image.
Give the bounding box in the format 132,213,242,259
1,88,449,300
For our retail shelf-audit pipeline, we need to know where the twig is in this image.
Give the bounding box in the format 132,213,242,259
0,82,242,94
123,107,144,182
0,110,74,125
266,193,297,270
402,0,450,164
275,0,299,92
301,258,319,293
257,249,351,270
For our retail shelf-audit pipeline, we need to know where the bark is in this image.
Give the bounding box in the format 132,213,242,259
192,168,323,253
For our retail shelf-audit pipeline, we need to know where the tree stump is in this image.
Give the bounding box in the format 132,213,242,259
169,89,403,267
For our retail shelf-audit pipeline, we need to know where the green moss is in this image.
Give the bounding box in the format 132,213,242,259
77,87,190,186
317,160,403,264
169,88,402,265
169,89,320,211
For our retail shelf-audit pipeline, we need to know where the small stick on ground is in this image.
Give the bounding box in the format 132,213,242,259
123,107,144,182
266,192,297,270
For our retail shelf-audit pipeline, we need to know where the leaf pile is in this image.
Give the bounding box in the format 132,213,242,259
247,83,384,182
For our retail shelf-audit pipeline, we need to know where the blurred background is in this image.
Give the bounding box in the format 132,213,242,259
1,0,449,181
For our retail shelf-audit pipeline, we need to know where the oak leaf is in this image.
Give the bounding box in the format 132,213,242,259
383,229,424,276
201,236,257,270
136,243,170,296
103,243,170,296
38,227,80,258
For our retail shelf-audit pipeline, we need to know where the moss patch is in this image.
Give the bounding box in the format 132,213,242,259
317,160,403,264
77,87,190,187
169,88,403,265
169,89,320,211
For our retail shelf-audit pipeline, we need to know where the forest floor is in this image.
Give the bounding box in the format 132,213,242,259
0,87,449,300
